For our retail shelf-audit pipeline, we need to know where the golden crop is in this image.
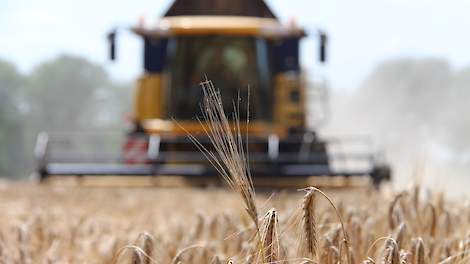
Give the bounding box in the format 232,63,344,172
0,182,469,264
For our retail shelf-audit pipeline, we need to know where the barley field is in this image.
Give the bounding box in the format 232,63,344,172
0,181,469,264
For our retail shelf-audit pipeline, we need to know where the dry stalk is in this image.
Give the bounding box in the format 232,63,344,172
182,80,258,230
171,244,210,264
180,80,266,261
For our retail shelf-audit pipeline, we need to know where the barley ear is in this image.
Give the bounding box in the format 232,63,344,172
411,238,425,264
383,238,399,264
399,250,411,264
424,203,437,238
298,187,317,260
260,208,280,264
300,186,352,264
136,232,154,264
210,255,222,264
389,193,404,230
393,223,407,250
131,248,143,264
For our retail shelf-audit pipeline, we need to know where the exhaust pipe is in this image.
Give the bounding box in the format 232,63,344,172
107,29,117,61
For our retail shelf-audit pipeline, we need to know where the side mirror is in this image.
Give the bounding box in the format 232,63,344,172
107,29,117,61
319,31,328,63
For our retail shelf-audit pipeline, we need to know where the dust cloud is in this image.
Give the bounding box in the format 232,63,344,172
321,58,470,196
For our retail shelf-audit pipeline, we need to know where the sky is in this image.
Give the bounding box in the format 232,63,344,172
1,0,470,91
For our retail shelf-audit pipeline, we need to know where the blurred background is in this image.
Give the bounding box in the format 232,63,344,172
1,0,470,195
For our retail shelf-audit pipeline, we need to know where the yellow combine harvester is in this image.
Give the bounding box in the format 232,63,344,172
35,0,391,187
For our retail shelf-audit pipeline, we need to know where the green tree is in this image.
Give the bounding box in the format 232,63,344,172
0,55,133,179
0,59,27,178
26,55,110,132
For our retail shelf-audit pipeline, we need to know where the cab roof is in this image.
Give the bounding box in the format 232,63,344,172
132,16,306,38
163,0,276,18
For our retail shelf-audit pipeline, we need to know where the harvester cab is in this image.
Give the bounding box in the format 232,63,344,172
35,0,391,187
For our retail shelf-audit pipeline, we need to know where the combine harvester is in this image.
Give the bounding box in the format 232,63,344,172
35,0,391,187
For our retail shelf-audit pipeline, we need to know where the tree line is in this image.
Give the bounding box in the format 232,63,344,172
0,55,131,178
